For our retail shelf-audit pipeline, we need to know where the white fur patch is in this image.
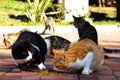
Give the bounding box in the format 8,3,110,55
25,51,32,61
81,52,94,75
69,51,94,75
14,51,32,64
44,39,51,54
30,43,40,52
38,63,46,70
54,51,94,75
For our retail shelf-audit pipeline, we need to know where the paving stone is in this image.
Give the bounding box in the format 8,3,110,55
98,76,117,80
105,60,120,72
1,76,21,80
92,64,113,76
79,75,99,80
113,72,120,78
41,74,78,80
21,75,40,80
6,72,37,76
0,60,14,65
0,27,120,80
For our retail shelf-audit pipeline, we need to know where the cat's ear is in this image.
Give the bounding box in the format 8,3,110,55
53,49,60,55
72,15,76,19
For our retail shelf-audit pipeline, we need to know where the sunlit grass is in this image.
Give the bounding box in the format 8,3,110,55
93,20,119,25
0,0,119,26
89,6,116,18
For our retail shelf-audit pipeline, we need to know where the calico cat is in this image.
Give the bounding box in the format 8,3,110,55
53,39,104,75
44,35,71,57
73,15,120,53
12,31,47,71
42,17,55,34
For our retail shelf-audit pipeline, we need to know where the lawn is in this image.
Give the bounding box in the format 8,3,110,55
0,0,119,26
89,6,118,25
0,0,28,26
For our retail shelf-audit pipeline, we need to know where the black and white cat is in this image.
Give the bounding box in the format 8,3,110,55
73,15,120,54
12,31,47,71
44,35,71,57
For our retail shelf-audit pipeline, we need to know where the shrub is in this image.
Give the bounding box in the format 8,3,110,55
16,0,51,22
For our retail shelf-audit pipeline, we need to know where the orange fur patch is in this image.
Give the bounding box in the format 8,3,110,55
53,39,104,70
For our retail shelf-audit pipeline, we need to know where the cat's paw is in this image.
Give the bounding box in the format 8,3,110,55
82,69,92,75
38,63,46,70
12,68,21,72
82,69,90,75
89,69,93,73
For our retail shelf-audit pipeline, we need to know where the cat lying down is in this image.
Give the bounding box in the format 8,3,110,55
53,39,104,75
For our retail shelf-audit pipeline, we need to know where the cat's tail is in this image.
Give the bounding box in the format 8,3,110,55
103,47,120,53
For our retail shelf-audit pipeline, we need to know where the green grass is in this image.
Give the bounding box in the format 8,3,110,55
0,0,24,26
93,20,118,25
89,7,116,18
89,6,119,25
0,0,119,26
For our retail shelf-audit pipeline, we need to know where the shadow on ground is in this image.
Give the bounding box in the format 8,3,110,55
90,12,116,21
9,14,29,22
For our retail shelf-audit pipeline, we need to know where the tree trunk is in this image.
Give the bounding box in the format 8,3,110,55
98,0,105,7
98,0,102,7
116,0,120,21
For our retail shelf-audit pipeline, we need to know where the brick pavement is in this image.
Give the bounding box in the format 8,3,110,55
0,26,120,80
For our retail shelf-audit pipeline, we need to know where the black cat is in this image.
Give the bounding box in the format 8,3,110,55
73,15,120,54
73,15,98,44
12,31,47,71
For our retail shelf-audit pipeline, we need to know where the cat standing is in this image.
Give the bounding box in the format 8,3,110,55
42,17,55,34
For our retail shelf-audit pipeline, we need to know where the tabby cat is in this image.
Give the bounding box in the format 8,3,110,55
42,17,55,34
3,28,30,48
53,39,104,75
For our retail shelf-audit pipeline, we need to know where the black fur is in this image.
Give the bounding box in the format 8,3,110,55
73,15,120,54
44,35,71,57
12,31,47,70
103,47,120,53
73,16,98,44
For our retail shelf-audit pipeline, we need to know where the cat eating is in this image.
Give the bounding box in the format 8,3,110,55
72,15,120,55
12,31,47,71
53,39,104,75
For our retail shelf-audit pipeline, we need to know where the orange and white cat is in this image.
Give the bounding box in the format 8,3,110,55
53,39,104,75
